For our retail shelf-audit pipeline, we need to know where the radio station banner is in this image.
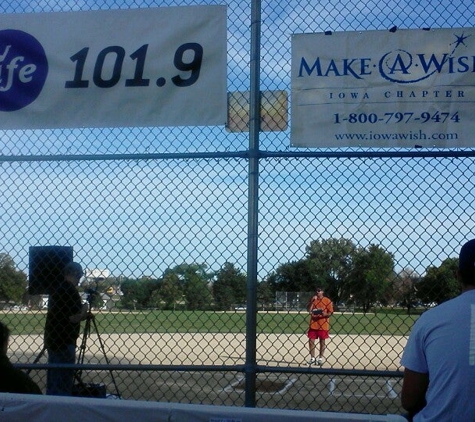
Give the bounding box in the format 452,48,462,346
0,6,227,129
291,28,475,148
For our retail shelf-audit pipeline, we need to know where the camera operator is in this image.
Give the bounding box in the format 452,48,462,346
44,261,88,395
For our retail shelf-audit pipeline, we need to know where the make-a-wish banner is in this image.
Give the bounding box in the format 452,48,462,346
292,28,475,148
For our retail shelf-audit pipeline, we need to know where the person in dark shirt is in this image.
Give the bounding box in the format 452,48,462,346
45,261,88,395
0,321,42,394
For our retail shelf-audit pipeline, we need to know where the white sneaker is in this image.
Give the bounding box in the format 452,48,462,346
317,357,324,366
308,357,316,365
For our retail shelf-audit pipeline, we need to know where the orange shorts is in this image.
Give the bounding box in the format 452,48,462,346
307,329,329,340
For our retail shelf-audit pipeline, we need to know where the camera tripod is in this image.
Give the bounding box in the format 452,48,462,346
75,308,121,398
30,306,121,398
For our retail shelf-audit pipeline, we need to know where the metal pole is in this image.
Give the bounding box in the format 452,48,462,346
245,0,261,408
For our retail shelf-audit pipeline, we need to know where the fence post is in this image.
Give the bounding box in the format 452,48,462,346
245,0,262,408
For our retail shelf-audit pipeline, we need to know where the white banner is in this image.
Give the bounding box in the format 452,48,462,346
0,6,227,129
291,28,475,148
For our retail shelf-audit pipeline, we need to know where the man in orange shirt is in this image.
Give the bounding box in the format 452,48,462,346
307,287,333,366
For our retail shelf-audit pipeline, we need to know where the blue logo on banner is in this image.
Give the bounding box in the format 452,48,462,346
0,29,48,112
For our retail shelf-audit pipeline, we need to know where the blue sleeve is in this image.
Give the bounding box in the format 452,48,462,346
400,317,429,374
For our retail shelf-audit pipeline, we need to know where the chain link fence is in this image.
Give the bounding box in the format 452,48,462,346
1,0,475,415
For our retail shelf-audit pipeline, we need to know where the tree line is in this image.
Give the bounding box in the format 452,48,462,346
0,238,462,313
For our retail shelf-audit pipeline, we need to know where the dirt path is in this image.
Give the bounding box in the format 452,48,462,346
12,332,406,371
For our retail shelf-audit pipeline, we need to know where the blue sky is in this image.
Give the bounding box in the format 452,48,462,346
1,0,474,281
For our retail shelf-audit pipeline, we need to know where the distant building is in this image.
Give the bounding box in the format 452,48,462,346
84,268,111,282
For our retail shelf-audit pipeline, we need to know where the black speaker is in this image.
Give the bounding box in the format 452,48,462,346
28,246,74,295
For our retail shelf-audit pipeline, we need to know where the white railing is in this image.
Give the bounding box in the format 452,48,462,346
0,393,407,422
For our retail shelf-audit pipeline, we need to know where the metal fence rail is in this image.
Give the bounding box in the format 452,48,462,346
1,0,475,415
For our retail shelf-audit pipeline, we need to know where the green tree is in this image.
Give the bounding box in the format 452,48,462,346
159,271,183,310
305,238,357,304
348,245,395,313
0,253,27,304
213,262,247,310
167,263,213,310
266,238,357,305
266,259,316,293
184,273,213,310
417,257,460,306
147,289,163,310
257,280,274,310
120,277,160,309
392,268,420,314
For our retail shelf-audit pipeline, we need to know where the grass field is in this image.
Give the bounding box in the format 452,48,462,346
0,309,418,336
4,309,410,413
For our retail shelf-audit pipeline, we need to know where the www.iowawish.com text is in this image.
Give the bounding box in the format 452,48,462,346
334,130,458,141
